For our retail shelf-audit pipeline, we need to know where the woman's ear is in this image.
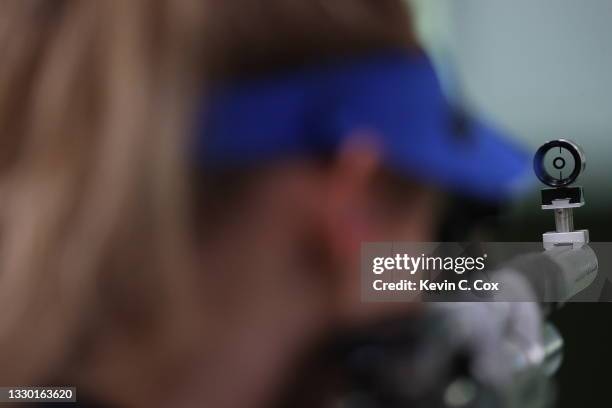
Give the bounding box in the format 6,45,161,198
316,136,391,324
322,136,382,264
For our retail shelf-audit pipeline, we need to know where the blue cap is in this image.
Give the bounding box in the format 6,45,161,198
195,51,532,202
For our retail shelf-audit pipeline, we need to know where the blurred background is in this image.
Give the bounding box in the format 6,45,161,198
413,0,611,215
412,1,612,405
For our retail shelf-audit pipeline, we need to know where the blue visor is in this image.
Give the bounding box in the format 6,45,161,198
194,51,532,202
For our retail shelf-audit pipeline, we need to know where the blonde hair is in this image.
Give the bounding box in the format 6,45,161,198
0,0,208,400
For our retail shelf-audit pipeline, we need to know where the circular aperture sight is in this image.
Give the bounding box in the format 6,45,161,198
533,139,585,187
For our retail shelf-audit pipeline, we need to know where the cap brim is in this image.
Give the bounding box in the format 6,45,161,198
385,119,533,202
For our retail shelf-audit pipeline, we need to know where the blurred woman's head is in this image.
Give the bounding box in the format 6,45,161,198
0,1,437,407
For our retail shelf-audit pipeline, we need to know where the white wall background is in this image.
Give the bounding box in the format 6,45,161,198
412,0,612,209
